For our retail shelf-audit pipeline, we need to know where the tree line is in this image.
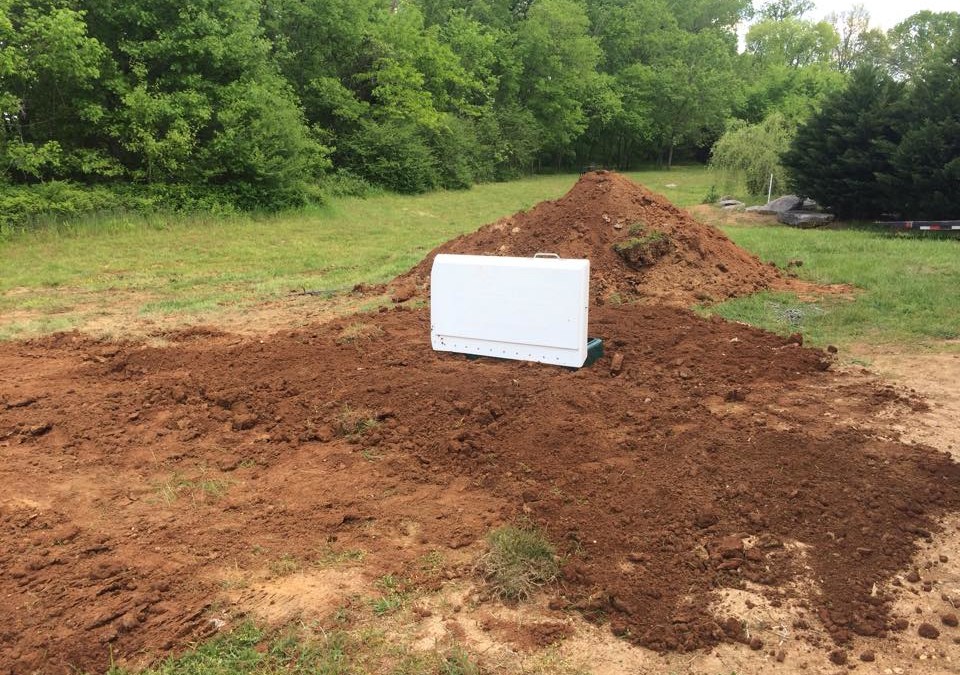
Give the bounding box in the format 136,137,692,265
1,0,958,220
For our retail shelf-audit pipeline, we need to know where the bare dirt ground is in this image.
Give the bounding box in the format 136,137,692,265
2,174,958,674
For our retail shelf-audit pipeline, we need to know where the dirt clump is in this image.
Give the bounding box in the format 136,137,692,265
398,171,780,305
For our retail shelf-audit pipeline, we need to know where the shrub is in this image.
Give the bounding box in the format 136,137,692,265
341,120,439,194
710,113,795,197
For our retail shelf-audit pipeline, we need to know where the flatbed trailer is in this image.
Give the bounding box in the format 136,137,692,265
876,220,960,234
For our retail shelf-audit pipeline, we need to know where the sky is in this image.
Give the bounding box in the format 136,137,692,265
811,0,959,29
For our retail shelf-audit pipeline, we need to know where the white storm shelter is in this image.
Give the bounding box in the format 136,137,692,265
430,253,590,367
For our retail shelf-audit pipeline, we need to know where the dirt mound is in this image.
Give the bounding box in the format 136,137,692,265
2,305,958,671
398,171,779,305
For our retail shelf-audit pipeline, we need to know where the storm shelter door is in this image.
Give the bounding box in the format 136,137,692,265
430,254,590,367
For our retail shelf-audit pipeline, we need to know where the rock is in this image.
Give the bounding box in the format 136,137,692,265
777,211,835,228
5,396,38,409
906,570,921,583
749,637,763,650
775,649,786,663
799,197,819,210
918,622,940,639
610,353,624,375
717,199,745,210
25,422,52,437
391,284,416,303
231,413,258,431
942,613,958,627
694,510,718,528
715,535,744,559
748,195,803,215
829,649,847,665
859,650,875,662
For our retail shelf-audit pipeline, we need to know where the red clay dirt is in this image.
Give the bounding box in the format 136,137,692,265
2,173,959,673
398,170,779,305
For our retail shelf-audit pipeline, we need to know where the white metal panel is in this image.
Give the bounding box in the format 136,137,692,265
430,254,589,367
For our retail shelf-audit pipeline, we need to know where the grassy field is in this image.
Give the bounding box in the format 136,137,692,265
703,227,960,348
0,167,715,339
2,165,958,349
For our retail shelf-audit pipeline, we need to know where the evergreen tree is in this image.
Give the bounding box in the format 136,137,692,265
783,66,906,219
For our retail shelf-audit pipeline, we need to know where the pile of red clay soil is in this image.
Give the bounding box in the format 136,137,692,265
2,305,959,672
398,171,780,305
1,174,957,673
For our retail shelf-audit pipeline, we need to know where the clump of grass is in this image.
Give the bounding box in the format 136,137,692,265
478,524,559,601
613,230,666,253
370,574,410,616
627,220,647,236
335,322,383,344
334,405,379,437
154,472,230,504
269,554,300,577
439,647,482,675
315,545,366,568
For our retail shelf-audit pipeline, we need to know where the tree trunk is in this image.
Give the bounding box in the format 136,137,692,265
667,140,675,170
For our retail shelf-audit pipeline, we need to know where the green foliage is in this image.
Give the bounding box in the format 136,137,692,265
3,0,957,217
888,33,960,219
746,17,838,69
343,120,439,194
710,113,794,195
515,0,604,159
887,11,960,79
783,66,906,219
480,524,559,600
785,44,960,221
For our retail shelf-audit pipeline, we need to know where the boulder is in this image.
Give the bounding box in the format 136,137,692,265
777,211,835,228
747,194,802,215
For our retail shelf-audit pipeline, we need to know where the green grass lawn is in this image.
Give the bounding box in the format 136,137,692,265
704,226,960,348
0,167,715,339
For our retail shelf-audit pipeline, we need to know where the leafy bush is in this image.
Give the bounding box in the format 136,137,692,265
342,120,440,194
317,170,380,199
710,113,795,196
0,181,242,234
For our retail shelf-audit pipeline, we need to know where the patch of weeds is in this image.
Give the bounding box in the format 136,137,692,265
702,184,720,204
315,545,366,568
154,472,230,505
613,230,672,268
269,554,300,578
370,574,410,616
361,448,383,462
419,550,446,575
219,564,250,590
439,647,482,675
372,594,404,616
627,220,647,236
607,292,624,306
335,321,384,345
478,523,559,601
335,405,379,438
